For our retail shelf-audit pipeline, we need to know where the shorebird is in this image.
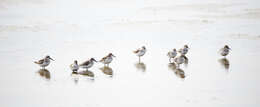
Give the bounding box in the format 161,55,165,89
220,45,231,57
133,46,146,62
178,45,189,55
79,58,97,71
174,55,185,67
70,60,79,73
34,55,54,69
167,48,177,63
100,53,115,66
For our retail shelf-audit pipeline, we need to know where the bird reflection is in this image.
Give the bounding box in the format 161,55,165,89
100,66,113,77
168,63,177,70
168,63,185,79
78,70,95,77
219,58,230,70
135,62,146,72
175,68,185,79
37,69,51,80
71,72,79,84
183,55,189,67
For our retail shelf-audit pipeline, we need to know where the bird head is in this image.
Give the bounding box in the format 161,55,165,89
142,46,146,50
224,45,231,50
90,58,97,62
184,45,189,49
109,53,116,57
46,55,54,61
74,60,78,64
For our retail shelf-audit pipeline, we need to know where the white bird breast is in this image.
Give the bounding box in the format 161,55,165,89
221,48,229,56
71,64,79,70
175,57,185,64
137,50,146,56
81,62,93,68
104,57,113,64
168,51,177,58
39,59,50,67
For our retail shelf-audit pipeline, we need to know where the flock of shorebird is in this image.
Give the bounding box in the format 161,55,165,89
34,45,231,74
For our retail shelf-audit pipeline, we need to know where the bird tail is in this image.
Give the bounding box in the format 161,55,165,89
34,61,39,64
133,50,138,53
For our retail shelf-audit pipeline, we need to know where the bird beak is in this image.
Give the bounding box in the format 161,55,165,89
94,59,97,62
50,58,54,61
112,54,116,57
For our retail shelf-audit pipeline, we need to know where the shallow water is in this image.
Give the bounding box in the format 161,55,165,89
0,0,260,107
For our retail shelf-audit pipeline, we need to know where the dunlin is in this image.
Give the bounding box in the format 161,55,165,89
167,48,177,62
178,45,189,55
174,55,185,67
133,46,146,61
79,58,97,71
100,53,115,66
70,60,79,73
34,55,54,69
220,45,231,57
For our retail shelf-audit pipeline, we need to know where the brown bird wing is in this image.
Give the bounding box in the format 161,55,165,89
100,56,107,62
80,60,90,66
34,59,44,64
133,49,140,53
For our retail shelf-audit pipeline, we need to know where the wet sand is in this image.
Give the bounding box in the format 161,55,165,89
0,0,260,107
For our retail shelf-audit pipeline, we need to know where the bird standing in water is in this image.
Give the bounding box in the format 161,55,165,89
178,45,189,55
80,58,97,71
100,53,116,67
70,60,79,73
133,46,146,62
220,45,231,57
167,48,177,63
34,55,54,69
174,55,185,67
